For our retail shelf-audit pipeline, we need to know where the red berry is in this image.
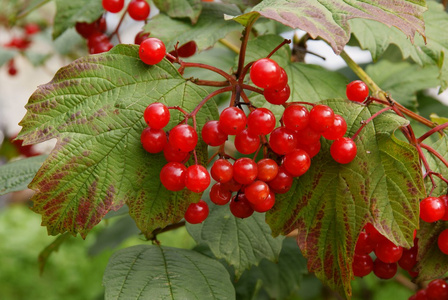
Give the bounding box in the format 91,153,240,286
257,158,279,182
160,162,186,191
245,181,270,205
184,200,209,224
102,0,124,13
75,22,99,39
221,178,242,192
139,38,166,65
322,114,347,140
296,140,321,159
210,183,232,205
163,142,189,162
438,229,448,255
410,290,428,300
169,124,198,152
230,193,254,218
89,41,113,54
309,104,335,133
440,195,448,221
346,80,369,103
144,103,170,129
353,254,373,277
269,127,296,155
140,127,166,153
233,158,258,185
330,137,357,164
427,279,448,300
128,0,150,21
24,23,40,35
263,84,290,105
293,126,321,146
134,31,150,45
211,159,233,183
282,149,311,177
234,129,260,154
373,259,397,279
355,232,375,255
201,120,227,147
247,108,276,136
87,32,109,49
250,58,283,89
7,60,17,76
420,196,446,223
268,166,293,194
177,41,197,58
364,223,386,245
250,191,275,213
218,107,247,135
273,68,288,89
283,105,309,132
375,239,403,263
398,246,418,271
185,165,210,193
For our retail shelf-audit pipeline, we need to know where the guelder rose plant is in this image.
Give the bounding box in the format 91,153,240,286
1,0,448,299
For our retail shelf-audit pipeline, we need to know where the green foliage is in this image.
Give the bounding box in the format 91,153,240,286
0,155,47,195
103,244,235,299
153,0,202,23
187,203,284,277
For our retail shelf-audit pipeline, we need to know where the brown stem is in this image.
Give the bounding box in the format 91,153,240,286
241,83,263,95
190,86,233,117
266,39,291,58
394,274,418,292
150,221,186,240
351,107,394,140
283,101,316,108
109,8,128,43
180,62,236,83
236,16,258,79
417,122,448,143
421,143,448,169
188,78,230,87
238,62,254,85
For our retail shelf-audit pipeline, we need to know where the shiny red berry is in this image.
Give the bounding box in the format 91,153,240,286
245,181,270,205
211,159,233,183
257,158,279,182
230,193,254,218
398,246,418,271
346,80,369,103
218,107,247,135
438,229,448,255
160,162,186,191
322,114,347,140
201,120,227,146
309,104,335,133
296,140,321,159
268,166,293,194
269,127,296,155
427,279,448,300
169,124,198,152
234,129,260,154
233,158,258,185
163,142,189,162
263,84,290,105
250,192,275,213
330,137,357,164
185,165,210,193
247,108,276,136
250,58,283,89
373,259,397,279
128,0,150,21
420,196,446,223
353,254,373,277
102,0,124,13
144,103,170,129
283,105,309,132
294,127,321,146
184,200,209,224
375,239,403,263
140,127,166,153
440,195,448,221
355,232,375,255
210,183,232,205
177,41,197,58
139,38,166,65
282,149,311,177
134,31,150,45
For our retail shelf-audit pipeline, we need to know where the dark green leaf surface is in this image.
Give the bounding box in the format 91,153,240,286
351,2,448,91
17,45,218,238
366,60,439,108
144,3,243,52
103,245,235,300
53,0,103,39
266,100,424,297
0,155,47,195
245,0,426,54
187,204,284,278
153,0,202,24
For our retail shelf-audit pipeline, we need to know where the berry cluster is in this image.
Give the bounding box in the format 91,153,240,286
2,23,40,76
419,195,448,255
410,279,448,300
353,223,418,279
75,16,112,54
102,0,150,20
138,40,361,225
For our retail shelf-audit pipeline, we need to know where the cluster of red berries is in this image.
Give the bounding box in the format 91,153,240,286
3,23,40,76
353,223,418,280
75,16,112,54
420,195,448,255
410,278,448,300
102,0,150,20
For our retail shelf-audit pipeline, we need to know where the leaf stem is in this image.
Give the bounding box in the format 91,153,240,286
266,39,291,59
180,62,236,83
236,16,258,79
351,107,394,140
219,38,240,54
190,86,233,117
149,221,186,240
420,143,448,170
417,122,448,143
109,9,128,43
340,50,381,94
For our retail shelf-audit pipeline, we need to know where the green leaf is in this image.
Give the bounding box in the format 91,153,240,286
0,47,17,67
351,2,448,91
144,3,243,52
53,0,103,39
422,130,448,199
366,60,440,108
17,44,218,238
246,0,426,55
417,91,448,119
153,0,202,24
415,221,448,283
103,244,235,300
235,238,308,300
187,203,284,278
17,0,51,19
266,100,424,297
0,155,47,195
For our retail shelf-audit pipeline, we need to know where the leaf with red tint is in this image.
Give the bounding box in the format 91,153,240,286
266,99,424,297
233,0,426,54
17,44,218,238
